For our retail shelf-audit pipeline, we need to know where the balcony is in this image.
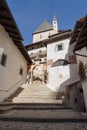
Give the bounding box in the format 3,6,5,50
30,50,47,59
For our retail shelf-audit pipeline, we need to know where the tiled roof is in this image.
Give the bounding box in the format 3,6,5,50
33,21,53,34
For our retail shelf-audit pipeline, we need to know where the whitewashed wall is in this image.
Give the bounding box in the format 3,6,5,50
47,38,79,92
0,24,27,102
47,64,79,92
33,29,57,43
47,39,70,64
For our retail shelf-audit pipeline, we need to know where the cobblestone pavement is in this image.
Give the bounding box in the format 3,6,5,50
0,105,87,130
1,109,86,119
0,121,87,130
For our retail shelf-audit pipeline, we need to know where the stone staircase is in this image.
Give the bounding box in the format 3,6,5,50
0,103,87,130
12,81,63,103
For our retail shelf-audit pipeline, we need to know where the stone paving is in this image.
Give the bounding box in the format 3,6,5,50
13,82,62,103
0,121,87,130
0,82,87,130
0,104,87,130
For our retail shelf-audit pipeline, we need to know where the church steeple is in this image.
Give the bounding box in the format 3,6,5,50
53,16,58,31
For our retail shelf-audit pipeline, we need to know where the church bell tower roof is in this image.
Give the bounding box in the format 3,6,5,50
53,16,57,21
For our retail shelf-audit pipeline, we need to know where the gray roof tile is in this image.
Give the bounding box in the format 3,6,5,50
33,20,53,34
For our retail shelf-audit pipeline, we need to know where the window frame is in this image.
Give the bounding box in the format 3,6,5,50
55,43,64,52
1,53,7,67
19,67,23,76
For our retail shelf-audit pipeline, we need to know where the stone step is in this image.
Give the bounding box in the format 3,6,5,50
17,94,60,97
0,103,67,114
11,83,64,104
0,116,87,123
13,97,62,103
0,106,14,114
0,106,86,122
0,102,65,107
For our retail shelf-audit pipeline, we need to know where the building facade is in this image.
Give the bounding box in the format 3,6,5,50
68,16,87,112
0,0,32,102
26,17,79,99
26,17,59,83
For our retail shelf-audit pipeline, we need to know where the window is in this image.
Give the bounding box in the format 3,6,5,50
74,98,77,103
40,34,42,39
31,53,33,55
44,58,47,61
19,68,23,75
40,44,43,47
54,21,56,24
55,43,63,52
1,53,7,66
79,88,83,93
57,44,63,51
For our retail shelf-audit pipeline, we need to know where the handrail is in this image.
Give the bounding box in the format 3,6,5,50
0,77,25,92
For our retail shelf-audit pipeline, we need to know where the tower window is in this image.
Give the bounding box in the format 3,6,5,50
40,34,42,39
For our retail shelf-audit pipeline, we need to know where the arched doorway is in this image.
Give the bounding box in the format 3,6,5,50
32,65,44,83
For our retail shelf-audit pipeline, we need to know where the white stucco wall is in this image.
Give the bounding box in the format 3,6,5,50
33,29,57,43
47,64,79,92
47,39,70,64
0,24,28,102
47,39,79,92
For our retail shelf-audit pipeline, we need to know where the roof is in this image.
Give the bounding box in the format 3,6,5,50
53,16,57,21
26,30,72,51
0,0,32,64
70,15,87,52
33,20,53,34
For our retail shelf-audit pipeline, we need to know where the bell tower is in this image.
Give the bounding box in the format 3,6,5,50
53,16,58,31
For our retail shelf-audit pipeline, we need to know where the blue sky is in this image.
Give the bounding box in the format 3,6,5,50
7,0,87,45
